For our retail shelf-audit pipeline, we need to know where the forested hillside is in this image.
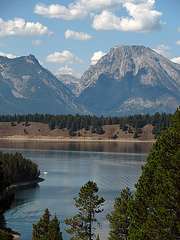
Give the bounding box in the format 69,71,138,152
0,112,172,138
0,152,40,184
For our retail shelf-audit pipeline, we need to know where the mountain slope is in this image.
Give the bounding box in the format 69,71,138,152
55,73,80,93
77,45,180,115
0,55,84,115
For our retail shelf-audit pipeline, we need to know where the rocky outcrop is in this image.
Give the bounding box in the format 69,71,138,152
56,73,80,93
0,55,84,115
76,45,180,115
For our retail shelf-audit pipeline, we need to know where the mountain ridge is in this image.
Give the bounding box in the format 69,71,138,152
76,45,180,115
0,54,84,115
0,45,180,116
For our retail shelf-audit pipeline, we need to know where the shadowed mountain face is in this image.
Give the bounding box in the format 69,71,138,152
0,55,83,115
77,45,180,115
0,46,180,116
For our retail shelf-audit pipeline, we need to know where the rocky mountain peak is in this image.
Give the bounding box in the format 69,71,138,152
0,55,83,115
75,45,180,97
76,45,180,115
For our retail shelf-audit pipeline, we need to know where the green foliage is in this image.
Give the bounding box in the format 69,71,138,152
133,131,139,138
65,181,105,240
32,209,63,240
0,230,13,240
48,118,55,130
96,126,104,135
32,208,50,239
0,152,40,184
96,234,100,240
112,134,118,139
0,161,14,230
128,107,180,239
0,112,172,138
107,187,133,240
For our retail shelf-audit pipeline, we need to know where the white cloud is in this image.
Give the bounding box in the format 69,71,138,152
34,1,163,32
57,66,82,78
153,44,171,58
34,1,122,20
32,39,43,46
170,57,180,64
92,1,163,32
45,50,84,64
65,29,93,41
91,51,106,65
0,18,53,38
176,41,180,46
0,51,17,58
57,65,74,75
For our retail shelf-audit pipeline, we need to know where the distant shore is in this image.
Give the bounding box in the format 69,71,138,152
0,136,156,143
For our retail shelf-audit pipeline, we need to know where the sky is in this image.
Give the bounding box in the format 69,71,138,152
0,0,180,78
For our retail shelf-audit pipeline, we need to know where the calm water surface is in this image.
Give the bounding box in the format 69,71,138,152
1,140,154,240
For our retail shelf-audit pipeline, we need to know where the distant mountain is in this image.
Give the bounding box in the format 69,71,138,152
0,55,84,115
76,45,180,115
1,46,180,116
56,73,80,93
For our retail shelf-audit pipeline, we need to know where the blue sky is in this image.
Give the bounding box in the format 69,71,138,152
0,0,180,77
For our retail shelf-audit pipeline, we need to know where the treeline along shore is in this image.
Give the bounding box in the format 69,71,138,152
0,112,172,140
0,151,41,187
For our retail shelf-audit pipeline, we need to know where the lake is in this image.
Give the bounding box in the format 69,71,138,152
1,140,154,239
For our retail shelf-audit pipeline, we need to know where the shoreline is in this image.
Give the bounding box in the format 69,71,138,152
0,136,156,143
8,177,44,189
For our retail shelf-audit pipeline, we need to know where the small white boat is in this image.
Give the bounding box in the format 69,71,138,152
44,171,48,174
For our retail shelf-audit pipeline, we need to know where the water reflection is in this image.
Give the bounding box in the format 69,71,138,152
0,139,154,153
2,141,153,240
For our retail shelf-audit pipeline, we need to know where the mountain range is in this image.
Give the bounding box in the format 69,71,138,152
0,54,84,115
0,45,180,116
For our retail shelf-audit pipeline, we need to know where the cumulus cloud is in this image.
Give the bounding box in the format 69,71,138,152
176,41,180,46
32,39,43,45
170,57,180,64
92,1,163,32
34,1,122,20
34,0,163,32
153,44,171,58
45,50,84,64
65,29,93,41
57,65,74,75
91,51,106,65
0,18,53,38
0,51,17,58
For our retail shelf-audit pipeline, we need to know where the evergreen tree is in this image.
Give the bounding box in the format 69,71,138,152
0,161,14,218
46,214,63,240
32,209,62,240
96,234,100,240
32,208,51,239
129,107,180,239
65,181,105,240
107,187,133,240
0,161,14,237
0,230,13,240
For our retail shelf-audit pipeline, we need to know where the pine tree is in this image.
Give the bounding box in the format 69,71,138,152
0,160,14,228
32,208,50,239
65,181,105,240
32,209,63,240
46,214,63,240
107,187,133,240
129,107,180,239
